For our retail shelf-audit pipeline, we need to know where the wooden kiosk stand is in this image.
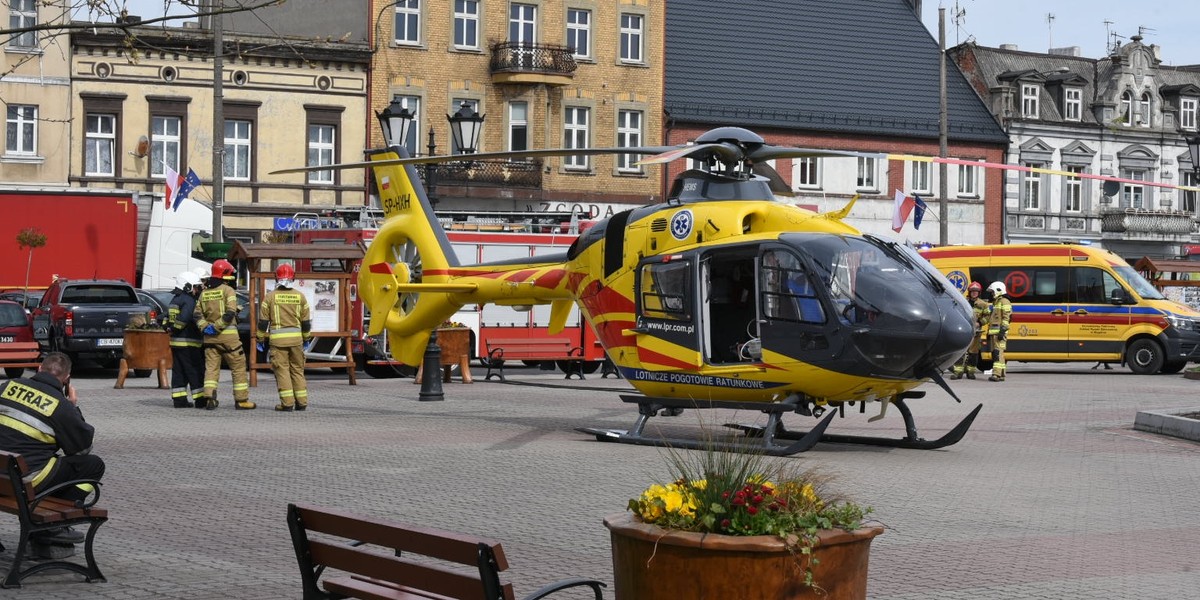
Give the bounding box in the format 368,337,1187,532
229,241,366,387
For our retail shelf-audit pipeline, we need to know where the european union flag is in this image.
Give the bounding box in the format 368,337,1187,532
172,169,202,211
912,194,929,230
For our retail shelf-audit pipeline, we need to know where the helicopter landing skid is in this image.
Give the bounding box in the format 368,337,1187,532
576,395,838,456
726,399,984,450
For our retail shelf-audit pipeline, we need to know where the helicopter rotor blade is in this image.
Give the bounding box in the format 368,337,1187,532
634,142,745,166
749,146,887,163
270,145,683,175
751,162,795,197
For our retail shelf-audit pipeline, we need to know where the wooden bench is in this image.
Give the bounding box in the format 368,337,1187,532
0,342,42,379
287,503,606,600
484,338,585,382
0,450,107,589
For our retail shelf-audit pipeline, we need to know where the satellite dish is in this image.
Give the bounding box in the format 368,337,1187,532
1102,180,1121,197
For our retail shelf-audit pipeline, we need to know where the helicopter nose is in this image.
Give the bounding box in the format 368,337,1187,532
848,286,974,377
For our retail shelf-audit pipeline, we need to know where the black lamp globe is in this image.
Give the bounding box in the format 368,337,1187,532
447,101,485,154
376,99,414,150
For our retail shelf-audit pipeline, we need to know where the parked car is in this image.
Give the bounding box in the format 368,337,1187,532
31,279,147,368
0,289,45,311
0,299,37,378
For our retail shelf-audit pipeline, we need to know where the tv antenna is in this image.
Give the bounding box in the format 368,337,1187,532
1104,20,1124,55
952,0,968,46
1046,13,1055,50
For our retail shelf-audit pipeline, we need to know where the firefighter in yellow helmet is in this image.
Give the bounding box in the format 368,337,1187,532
950,281,989,380
986,281,1013,382
194,259,254,410
257,263,313,411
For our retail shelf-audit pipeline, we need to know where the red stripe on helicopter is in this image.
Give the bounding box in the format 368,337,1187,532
566,272,588,294
368,262,394,274
423,269,508,278
533,268,567,290
579,284,636,315
506,269,539,282
637,348,699,371
596,320,637,348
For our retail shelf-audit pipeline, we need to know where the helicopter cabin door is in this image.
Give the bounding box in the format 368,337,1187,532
755,246,841,367
631,256,703,371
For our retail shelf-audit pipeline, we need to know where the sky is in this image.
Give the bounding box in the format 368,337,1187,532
920,0,1200,65
107,0,1200,66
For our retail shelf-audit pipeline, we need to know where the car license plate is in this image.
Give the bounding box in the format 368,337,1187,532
96,338,123,347
0,336,13,343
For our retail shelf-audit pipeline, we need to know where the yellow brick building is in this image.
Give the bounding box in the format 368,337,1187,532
369,0,664,216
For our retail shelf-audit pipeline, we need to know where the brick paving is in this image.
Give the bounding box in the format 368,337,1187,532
2,361,1198,599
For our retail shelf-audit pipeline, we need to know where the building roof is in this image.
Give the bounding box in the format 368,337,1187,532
663,0,1008,144
954,44,1104,124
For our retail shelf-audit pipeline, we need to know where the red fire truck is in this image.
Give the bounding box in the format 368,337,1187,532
286,208,607,377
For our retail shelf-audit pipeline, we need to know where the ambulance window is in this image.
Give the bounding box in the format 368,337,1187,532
1069,267,1121,304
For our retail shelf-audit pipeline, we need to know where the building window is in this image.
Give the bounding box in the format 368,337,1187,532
1064,88,1082,121
150,116,181,178
794,157,820,189
453,0,478,49
1120,91,1133,126
619,13,643,63
1021,84,1039,118
85,114,116,176
1064,165,1083,212
450,98,478,154
307,124,336,183
509,3,536,45
910,161,931,194
1183,98,1198,130
394,0,421,45
8,0,37,48
856,157,876,190
5,104,37,155
1021,163,1042,210
1138,93,1152,127
616,109,642,173
563,106,590,171
567,8,590,58
1122,169,1145,208
508,101,527,154
1182,171,1197,214
223,119,252,180
957,163,977,197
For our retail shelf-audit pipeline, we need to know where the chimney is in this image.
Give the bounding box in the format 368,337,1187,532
1048,46,1081,57
117,14,142,25
999,44,1020,51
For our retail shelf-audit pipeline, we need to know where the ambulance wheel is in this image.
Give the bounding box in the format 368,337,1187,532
1159,360,1187,375
1126,339,1164,375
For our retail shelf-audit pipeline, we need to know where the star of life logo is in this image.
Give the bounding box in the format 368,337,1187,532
670,210,693,240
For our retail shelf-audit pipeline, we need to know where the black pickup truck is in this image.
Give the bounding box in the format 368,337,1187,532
31,278,150,368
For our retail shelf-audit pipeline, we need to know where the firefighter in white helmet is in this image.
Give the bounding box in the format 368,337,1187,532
167,271,205,408
986,281,1013,382
257,263,313,411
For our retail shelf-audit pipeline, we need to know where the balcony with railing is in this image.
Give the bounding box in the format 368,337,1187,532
416,158,543,189
1099,207,1197,239
489,42,576,86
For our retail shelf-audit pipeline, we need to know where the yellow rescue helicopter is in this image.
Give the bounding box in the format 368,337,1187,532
274,127,981,455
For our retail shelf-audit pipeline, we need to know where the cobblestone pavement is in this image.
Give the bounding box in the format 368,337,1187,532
1,361,1198,599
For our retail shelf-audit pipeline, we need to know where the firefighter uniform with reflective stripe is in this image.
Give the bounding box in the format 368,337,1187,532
988,296,1013,381
0,372,104,501
258,287,312,410
952,294,991,379
168,288,205,408
194,281,253,409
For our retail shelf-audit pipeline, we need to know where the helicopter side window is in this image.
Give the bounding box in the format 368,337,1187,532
640,260,691,321
761,250,825,324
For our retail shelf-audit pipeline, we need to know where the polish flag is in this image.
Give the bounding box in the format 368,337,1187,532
892,190,915,232
164,165,184,210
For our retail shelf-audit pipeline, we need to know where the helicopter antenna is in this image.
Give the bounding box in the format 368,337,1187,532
1046,13,1055,50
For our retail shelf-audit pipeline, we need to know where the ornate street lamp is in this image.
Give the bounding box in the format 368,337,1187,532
376,99,414,150
447,101,485,154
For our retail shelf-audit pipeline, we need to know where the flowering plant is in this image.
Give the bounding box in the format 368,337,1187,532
627,446,871,588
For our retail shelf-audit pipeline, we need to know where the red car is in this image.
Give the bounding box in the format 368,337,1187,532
0,299,37,378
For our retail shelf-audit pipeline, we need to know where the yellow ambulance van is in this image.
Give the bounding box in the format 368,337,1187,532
919,243,1200,374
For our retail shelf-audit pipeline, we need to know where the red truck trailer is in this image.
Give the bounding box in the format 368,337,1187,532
0,188,138,290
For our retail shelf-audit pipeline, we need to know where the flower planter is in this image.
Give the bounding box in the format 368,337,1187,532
605,513,883,600
115,329,172,389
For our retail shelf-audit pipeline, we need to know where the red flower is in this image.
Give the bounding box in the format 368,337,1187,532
747,506,759,515
721,518,731,529
752,494,764,504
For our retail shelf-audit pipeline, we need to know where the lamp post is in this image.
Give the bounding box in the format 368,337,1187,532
417,124,444,401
